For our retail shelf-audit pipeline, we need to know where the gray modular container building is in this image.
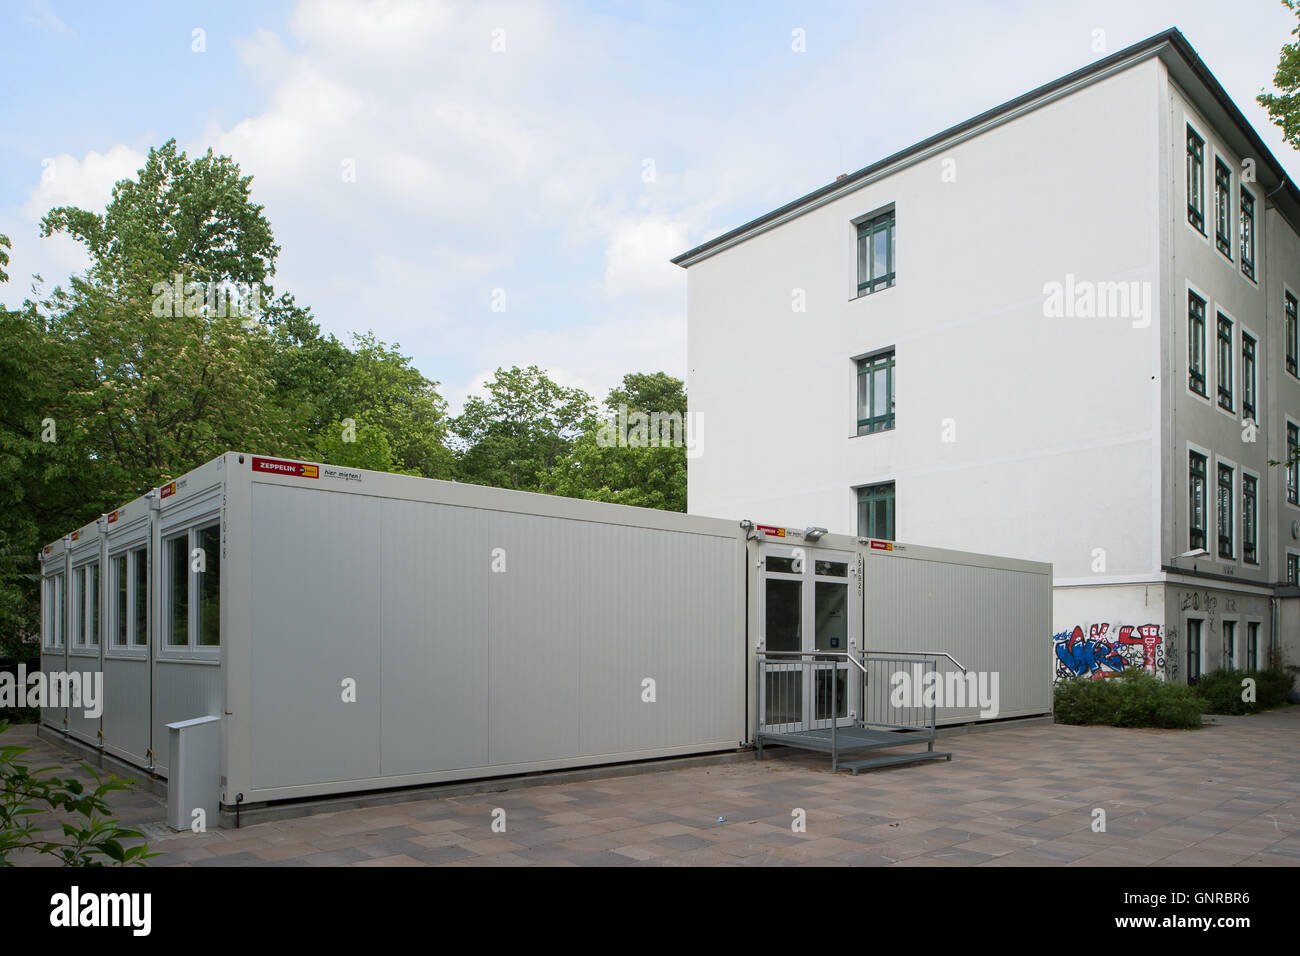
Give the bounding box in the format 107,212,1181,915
38,452,1051,812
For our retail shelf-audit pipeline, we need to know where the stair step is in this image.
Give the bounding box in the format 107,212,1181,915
841,751,952,775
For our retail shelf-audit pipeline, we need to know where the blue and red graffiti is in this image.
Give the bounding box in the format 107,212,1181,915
1053,623,1164,681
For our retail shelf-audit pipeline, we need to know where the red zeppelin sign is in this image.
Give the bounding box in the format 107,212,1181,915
251,457,319,479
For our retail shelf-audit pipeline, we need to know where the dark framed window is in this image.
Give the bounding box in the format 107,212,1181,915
856,351,895,435
1289,553,1300,585
1247,622,1259,670
1187,618,1202,681
1240,187,1255,281
1217,462,1234,559
1187,126,1205,233
857,482,895,541
1242,332,1256,423
1189,450,1207,551
1289,423,1299,505
1215,159,1232,257
1188,292,1206,396
856,211,895,295
1243,474,1258,565
1287,293,1298,377
1216,313,1233,411
1223,620,1236,670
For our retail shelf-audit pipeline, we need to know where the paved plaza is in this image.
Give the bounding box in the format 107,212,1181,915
9,710,1300,866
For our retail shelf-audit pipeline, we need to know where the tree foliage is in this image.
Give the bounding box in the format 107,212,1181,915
1260,1,1300,151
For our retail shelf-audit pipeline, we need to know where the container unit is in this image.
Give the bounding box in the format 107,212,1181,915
38,451,1052,815
744,526,1052,741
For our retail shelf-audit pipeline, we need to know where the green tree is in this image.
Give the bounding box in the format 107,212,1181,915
1259,1,1300,149
452,366,595,491
543,372,689,511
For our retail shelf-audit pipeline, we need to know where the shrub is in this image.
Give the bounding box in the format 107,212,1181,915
1054,670,1203,729
0,720,157,866
1193,667,1295,715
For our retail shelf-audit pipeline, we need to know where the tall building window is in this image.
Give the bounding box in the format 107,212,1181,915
856,351,895,435
1289,553,1300,586
1217,313,1233,411
1187,126,1205,233
1288,293,1298,377
1223,620,1236,670
1289,423,1300,506
1217,462,1234,559
1189,451,1207,551
857,482,895,541
1187,619,1202,680
1240,187,1255,281
1247,622,1259,670
1243,473,1258,565
1188,292,1206,396
1242,331,1256,423
1215,159,1232,257
856,211,895,295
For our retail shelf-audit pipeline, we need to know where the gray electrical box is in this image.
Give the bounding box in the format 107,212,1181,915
166,715,221,831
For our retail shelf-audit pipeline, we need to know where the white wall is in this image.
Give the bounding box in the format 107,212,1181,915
686,60,1164,583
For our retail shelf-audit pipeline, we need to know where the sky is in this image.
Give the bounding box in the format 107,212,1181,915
3,0,1299,413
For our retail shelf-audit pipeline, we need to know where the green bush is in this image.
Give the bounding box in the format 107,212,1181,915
1054,670,1203,729
1192,668,1295,715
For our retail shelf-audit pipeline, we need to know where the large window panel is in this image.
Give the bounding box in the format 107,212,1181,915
197,524,221,647
856,351,895,435
1189,451,1207,551
856,211,895,295
1186,126,1205,233
166,533,189,646
857,482,895,540
1188,292,1206,396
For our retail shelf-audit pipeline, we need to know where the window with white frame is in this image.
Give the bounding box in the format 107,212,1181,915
1243,473,1258,565
1216,313,1233,411
1215,158,1232,257
1189,450,1207,551
1188,291,1207,397
1217,462,1234,559
72,562,99,648
110,546,149,649
44,574,65,648
163,524,220,650
1240,186,1255,281
1187,126,1205,233
1242,331,1256,423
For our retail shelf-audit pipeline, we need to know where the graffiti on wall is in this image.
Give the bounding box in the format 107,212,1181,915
1053,623,1165,682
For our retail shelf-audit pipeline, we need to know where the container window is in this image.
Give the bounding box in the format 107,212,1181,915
132,548,148,646
197,524,220,646
113,554,128,647
167,534,189,646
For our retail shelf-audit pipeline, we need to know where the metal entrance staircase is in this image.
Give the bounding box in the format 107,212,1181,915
754,649,964,774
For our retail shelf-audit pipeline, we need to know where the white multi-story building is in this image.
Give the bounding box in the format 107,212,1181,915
675,28,1300,685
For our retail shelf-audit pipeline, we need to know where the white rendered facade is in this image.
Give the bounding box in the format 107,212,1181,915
677,30,1300,684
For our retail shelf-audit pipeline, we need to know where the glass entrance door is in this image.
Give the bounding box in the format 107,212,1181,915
760,544,856,732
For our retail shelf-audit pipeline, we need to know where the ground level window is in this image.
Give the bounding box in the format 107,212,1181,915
1289,553,1299,586
44,574,65,648
857,482,895,540
132,548,148,645
1223,620,1236,670
166,534,189,646
1247,622,1259,670
165,524,220,650
112,554,128,646
1187,619,1202,681
1189,451,1207,551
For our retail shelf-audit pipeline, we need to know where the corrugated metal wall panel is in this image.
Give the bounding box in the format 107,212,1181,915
865,554,1052,723
248,483,746,797
102,657,150,765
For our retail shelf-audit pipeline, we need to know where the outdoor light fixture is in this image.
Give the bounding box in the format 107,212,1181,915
803,526,827,541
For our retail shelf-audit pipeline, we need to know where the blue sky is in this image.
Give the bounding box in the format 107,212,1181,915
4,0,1299,412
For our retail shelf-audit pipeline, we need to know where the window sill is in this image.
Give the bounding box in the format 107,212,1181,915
848,284,896,303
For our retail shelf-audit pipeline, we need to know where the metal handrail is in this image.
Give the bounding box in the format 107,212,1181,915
754,647,966,674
